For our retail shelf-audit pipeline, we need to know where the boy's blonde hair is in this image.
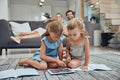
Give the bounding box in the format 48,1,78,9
67,18,88,37
41,20,63,38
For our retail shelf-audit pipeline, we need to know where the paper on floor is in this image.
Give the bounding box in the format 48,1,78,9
71,64,112,71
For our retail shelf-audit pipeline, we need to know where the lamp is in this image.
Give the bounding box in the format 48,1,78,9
96,2,99,5
90,4,94,7
38,0,45,7
38,2,43,7
41,0,45,3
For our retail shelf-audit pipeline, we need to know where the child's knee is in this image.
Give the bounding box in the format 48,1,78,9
48,63,59,68
68,62,80,68
37,62,47,70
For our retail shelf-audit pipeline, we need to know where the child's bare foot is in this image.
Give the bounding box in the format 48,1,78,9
18,58,30,66
10,36,21,44
22,64,29,67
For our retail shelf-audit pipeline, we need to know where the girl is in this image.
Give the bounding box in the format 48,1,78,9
66,18,90,70
18,21,66,70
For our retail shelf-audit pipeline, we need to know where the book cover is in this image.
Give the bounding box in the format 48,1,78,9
0,68,39,79
47,68,75,75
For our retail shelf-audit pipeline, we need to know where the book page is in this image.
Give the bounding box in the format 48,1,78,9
0,69,16,79
71,66,93,71
15,68,39,78
89,64,112,71
71,64,112,71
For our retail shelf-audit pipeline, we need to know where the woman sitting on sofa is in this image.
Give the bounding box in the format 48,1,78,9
11,13,68,44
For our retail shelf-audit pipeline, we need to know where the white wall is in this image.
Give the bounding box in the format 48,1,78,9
0,0,9,20
0,0,82,20
68,0,75,11
67,0,81,18
75,0,80,18
10,4,51,21
10,0,68,21
53,6,68,20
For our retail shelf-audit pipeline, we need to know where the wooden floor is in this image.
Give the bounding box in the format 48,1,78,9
0,47,120,80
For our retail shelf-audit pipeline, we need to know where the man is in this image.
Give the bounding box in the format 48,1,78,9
65,10,75,25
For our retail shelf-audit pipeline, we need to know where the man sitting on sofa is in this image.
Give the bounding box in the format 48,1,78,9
11,13,68,44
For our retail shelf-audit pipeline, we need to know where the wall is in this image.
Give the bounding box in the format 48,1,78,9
75,0,80,18
10,0,68,21
68,0,75,11
68,0,80,18
0,0,9,20
44,0,68,18
10,4,51,21
84,3,92,21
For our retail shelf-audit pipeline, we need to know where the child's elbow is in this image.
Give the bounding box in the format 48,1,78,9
40,54,45,60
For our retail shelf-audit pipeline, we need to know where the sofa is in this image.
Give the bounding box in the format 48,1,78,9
0,19,48,55
0,19,99,55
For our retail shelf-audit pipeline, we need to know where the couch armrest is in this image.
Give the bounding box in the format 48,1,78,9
0,19,11,46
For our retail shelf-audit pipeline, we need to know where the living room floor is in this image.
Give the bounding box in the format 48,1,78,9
0,46,119,59
90,46,120,55
0,46,120,80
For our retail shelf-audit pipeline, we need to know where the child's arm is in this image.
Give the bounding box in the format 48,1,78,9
58,43,63,60
57,43,67,67
40,41,66,67
82,37,90,69
66,39,71,62
43,18,57,23
40,41,58,62
62,24,68,37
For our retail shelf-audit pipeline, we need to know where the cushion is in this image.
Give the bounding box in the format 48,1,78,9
109,38,120,44
0,19,11,45
9,22,31,36
35,27,46,35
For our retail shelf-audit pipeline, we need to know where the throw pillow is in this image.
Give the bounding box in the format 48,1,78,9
9,22,31,36
35,27,46,35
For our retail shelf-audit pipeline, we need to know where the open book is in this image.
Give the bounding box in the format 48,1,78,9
0,68,39,79
71,64,112,71
47,68,75,75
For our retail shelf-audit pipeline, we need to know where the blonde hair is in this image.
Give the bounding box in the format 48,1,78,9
41,20,63,38
67,18,88,37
